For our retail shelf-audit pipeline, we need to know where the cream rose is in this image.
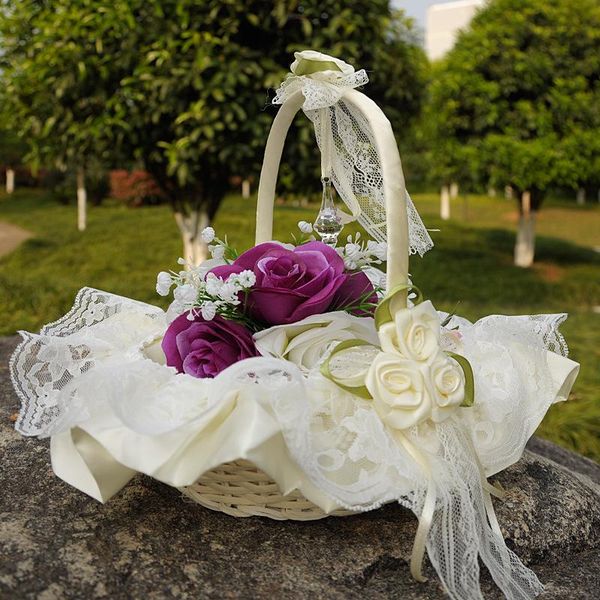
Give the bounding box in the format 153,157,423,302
253,311,379,372
366,353,432,430
379,300,440,362
427,352,465,423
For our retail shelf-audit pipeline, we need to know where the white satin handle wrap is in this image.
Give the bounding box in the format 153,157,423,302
256,88,409,295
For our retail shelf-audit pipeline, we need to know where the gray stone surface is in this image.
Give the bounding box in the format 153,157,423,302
1,335,599,599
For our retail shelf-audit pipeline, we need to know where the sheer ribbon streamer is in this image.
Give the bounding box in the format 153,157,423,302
273,57,434,256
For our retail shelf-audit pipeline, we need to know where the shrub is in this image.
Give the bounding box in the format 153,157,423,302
109,170,164,206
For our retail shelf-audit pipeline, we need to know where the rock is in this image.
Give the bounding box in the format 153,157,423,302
527,436,600,485
1,335,599,599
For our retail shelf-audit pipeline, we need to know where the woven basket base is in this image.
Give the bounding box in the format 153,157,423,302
180,459,353,521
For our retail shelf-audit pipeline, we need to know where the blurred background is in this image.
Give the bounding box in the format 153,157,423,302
0,0,598,459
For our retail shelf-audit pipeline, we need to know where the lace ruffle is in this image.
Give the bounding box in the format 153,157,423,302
10,290,578,600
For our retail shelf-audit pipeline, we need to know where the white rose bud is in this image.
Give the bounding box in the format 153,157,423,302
298,220,313,234
290,50,355,77
210,244,226,260
379,300,440,362
173,283,198,304
200,301,217,321
428,352,465,423
156,271,173,296
366,353,432,430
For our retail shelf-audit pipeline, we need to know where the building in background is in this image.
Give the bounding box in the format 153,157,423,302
426,0,485,60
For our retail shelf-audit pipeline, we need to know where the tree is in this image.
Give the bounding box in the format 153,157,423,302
0,0,427,262
0,0,144,229
110,0,427,262
0,128,26,193
426,0,600,266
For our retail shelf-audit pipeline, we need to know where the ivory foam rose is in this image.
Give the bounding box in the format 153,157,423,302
365,350,466,430
379,301,440,362
254,311,379,371
366,353,432,430
428,352,466,423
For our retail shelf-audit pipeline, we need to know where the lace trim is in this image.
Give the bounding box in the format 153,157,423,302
10,288,165,437
308,100,434,256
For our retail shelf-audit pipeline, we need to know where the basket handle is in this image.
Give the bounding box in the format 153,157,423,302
255,89,409,295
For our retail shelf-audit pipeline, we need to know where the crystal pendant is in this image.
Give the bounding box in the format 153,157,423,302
313,177,342,247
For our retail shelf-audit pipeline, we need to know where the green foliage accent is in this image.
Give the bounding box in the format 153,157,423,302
425,0,600,200
446,352,475,408
320,339,374,400
374,284,423,330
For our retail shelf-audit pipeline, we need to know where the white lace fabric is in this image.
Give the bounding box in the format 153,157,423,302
9,289,580,600
10,288,167,437
273,69,434,256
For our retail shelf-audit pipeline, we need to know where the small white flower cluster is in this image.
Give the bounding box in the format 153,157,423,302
200,226,229,260
297,220,313,234
157,267,256,322
156,227,255,321
191,270,256,321
336,232,387,271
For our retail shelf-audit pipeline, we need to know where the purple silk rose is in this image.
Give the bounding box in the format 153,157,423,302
162,313,258,378
331,270,378,316
210,241,375,325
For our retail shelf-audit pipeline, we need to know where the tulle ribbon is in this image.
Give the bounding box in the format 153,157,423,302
272,52,434,255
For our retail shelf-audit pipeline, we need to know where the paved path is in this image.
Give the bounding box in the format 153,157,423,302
0,220,31,257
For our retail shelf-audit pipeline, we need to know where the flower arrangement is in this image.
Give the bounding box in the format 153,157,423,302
155,224,385,379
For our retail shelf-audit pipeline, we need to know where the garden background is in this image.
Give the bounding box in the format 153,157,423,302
0,0,598,460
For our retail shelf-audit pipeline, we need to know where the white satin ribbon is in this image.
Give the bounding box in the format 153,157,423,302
49,384,343,513
392,430,436,582
273,67,369,112
272,52,369,225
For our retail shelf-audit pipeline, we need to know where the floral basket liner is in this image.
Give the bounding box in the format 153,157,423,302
9,51,580,600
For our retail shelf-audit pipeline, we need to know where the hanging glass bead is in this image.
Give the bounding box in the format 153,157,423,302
313,177,343,247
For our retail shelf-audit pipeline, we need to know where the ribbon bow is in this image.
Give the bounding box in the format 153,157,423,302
273,50,369,111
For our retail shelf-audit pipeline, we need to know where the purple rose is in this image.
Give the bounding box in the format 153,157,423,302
211,241,373,325
331,270,378,317
162,313,258,378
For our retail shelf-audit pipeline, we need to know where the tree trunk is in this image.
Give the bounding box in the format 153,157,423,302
76,167,87,231
174,208,210,266
450,182,459,199
440,185,451,220
6,168,15,194
514,191,536,268
241,179,251,199
576,188,586,206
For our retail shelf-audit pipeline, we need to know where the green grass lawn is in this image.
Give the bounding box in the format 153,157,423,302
1,189,599,460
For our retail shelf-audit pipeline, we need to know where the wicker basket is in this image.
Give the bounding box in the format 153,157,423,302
181,460,352,520
182,85,409,520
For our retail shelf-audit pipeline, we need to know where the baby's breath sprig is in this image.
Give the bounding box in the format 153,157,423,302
291,221,316,246
337,232,387,271
201,227,239,262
